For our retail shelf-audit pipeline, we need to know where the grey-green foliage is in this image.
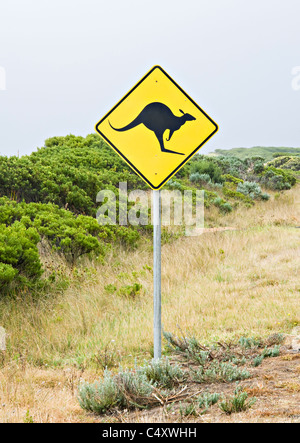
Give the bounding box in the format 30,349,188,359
179,401,198,417
189,172,224,191
78,370,123,414
260,167,296,190
237,181,270,200
189,159,224,184
262,345,280,358
78,367,153,414
213,197,233,213
78,357,184,414
198,392,221,410
252,355,264,367
269,156,300,171
219,385,256,415
183,336,211,365
179,392,221,417
252,345,281,367
193,361,251,384
238,336,262,349
163,331,211,365
142,357,185,389
117,367,154,403
166,179,183,190
189,173,211,184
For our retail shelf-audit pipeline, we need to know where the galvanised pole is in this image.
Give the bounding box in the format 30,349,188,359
152,189,162,359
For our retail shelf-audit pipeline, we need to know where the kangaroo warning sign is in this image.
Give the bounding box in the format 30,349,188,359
95,66,218,190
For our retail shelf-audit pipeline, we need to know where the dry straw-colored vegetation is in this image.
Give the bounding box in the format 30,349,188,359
0,184,299,423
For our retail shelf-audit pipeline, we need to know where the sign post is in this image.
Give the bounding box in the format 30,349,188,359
153,189,162,359
95,65,218,359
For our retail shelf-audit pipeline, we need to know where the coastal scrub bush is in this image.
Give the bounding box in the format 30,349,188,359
189,173,211,184
0,134,146,217
213,197,233,213
259,167,296,190
220,174,244,185
0,197,140,265
189,159,223,184
223,185,255,205
0,223,42,293
237,181,270,200
268,156,300,171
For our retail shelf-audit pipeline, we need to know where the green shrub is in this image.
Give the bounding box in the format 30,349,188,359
268,155,300,171
219,202,233,213
0,223,42,293
163,331,212,365
213,197,233,213
179,401,198,417
214,147,300,161
118,283,142,298
212,155,248,178
0,134,146,217
272,152,300,158
238,336,262,348
253,161,265,174
0,197,140,266
260,167,296,190
190,159,224,184
221,174,244,185
223,186,255,205
284,157,300,171
166,179,183,190
104,284,117,294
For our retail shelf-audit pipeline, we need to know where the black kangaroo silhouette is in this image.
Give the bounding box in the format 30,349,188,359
109,102,196,155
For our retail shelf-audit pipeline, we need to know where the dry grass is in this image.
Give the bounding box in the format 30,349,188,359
0,184,299,422
0,362,94,423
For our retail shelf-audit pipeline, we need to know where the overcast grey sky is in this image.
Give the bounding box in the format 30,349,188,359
0,0,300,157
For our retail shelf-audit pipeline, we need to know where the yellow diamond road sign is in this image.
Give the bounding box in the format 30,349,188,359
95,66,218,190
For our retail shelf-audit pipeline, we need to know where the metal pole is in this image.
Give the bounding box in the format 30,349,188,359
153,189,162,359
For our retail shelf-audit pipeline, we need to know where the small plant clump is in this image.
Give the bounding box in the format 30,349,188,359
142,357,185,389
252,345,281,367
178,391,222,418
192,361,251,384
219,385,257,415
238,336,262,349
78,357,184,414
197,392,221,411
